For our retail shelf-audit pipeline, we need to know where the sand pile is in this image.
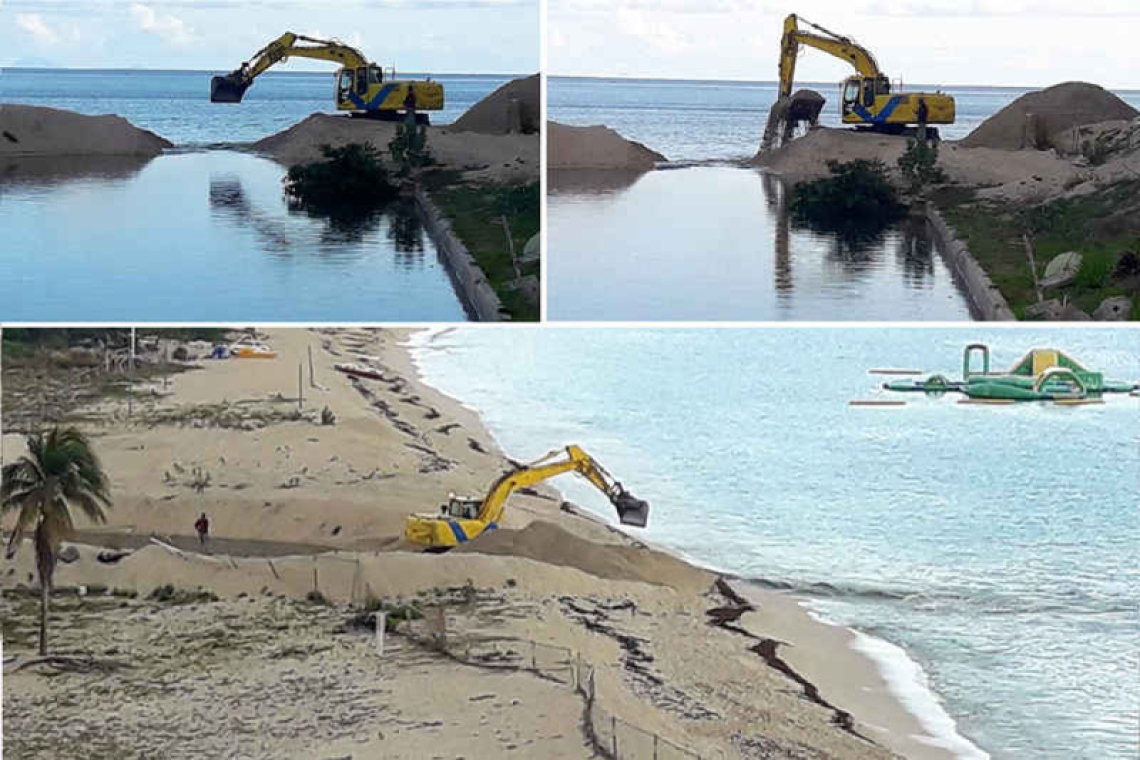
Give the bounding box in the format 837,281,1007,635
961,82,1139,151
450,74,539,134
0,104,171,157
454,520,711,592
753,127,909,180
548,121,666,171
252,114,537,183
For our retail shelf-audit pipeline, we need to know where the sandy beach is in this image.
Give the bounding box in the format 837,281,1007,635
2,328,961,759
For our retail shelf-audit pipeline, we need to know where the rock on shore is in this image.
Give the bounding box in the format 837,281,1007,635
0,104,171,157
548,121,666,170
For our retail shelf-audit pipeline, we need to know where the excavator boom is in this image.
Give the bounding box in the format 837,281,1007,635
779,14,881,98
405,445,649,549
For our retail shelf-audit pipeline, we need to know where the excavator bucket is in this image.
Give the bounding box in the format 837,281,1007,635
612,491,649,528
210,74,251,103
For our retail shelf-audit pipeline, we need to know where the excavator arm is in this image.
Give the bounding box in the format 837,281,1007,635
405,445,649,549
211,32,370,103
779,14,881,98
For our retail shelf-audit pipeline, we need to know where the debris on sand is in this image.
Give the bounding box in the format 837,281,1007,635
961,82,1139,151
0,104,171,157
547,121,667,171
450,74,540,135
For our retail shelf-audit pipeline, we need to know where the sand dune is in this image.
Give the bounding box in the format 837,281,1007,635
548,121,667,171
0,104,171,157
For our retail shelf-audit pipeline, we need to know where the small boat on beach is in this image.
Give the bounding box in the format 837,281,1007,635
334,362,387,381
883,344,1137,402
229,336,277,359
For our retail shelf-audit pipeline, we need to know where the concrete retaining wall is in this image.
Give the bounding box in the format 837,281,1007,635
414,189,507,322
926,204,1017,321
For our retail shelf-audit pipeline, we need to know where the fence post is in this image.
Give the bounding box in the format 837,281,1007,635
531,640,536,670
312,556,318,594
654,733,659,760
611,716,617,757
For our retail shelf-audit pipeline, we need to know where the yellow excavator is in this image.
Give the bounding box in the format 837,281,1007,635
774,14,954,138
210,32,443,123
405,445,650,550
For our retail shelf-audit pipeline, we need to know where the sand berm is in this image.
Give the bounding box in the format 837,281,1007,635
2,328,963,760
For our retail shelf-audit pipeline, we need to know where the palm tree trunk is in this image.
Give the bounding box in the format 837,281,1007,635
39,579,48,656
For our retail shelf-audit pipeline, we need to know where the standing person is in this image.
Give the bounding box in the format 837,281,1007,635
194,512,209,546
916,98,929,144
403,85,417,125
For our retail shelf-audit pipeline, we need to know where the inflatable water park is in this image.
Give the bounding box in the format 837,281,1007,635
877,344,1137,404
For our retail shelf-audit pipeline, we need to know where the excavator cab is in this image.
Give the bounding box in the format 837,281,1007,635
440,493,482,520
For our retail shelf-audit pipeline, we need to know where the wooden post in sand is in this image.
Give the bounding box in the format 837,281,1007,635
308,345,316,388
298,364,304,411
375,612,386,657
312,556,318,594
611,716,617,757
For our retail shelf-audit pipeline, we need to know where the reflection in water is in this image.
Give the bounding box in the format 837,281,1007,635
208,174,428,267
0,154,156,191
761,173,792,292
548,169,649,196
896,215,936,286
548,165,973,321
209,175,295,253
385,199,427,270
0,149,467,321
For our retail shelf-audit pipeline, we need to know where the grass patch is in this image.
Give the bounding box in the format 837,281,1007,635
934,178,1140,318
428,181,540,322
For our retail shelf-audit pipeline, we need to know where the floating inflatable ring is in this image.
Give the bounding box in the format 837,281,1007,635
924,374,949,396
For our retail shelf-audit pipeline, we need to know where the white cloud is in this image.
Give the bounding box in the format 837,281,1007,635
16,13,60,44
129,3,195,45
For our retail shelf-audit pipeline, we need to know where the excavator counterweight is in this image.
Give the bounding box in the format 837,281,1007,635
405,445,650,550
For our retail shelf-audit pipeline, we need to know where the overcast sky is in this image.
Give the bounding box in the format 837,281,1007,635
0,0,538,73
549,1,1140,89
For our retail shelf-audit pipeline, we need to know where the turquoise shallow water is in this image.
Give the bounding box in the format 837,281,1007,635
410,327,1140,760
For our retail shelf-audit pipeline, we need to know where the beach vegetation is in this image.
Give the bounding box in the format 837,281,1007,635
388,122,434,177
1,427,112,656
789,159,908,241
285,143,400,215
897,137,948,192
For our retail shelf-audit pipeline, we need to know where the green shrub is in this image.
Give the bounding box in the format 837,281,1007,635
1074,250,1115,289
897,137,948,192
789,159,908,240
285,143,399,213
388,122,434,176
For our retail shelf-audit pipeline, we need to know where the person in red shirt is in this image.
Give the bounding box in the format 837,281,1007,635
194,513,209,546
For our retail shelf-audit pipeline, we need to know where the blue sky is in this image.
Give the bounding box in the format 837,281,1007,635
0,0,539,74
548,1,1140,88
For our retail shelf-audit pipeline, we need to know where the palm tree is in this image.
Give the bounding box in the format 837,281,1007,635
2,427,111,656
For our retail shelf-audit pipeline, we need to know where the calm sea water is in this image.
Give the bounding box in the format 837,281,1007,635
548,166,973,321
0,69,513,144
548,77,1140,161
410,327,1140,760
0,69,515,320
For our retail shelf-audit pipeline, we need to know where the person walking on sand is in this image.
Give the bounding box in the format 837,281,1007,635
195,513,209,547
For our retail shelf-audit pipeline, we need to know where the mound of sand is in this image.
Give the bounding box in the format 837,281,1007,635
0,104,171,157
252,114,537,183
450,74,539,134
961,82,1139,151
548,121,666,171
753,127,909,180
454,520,711,592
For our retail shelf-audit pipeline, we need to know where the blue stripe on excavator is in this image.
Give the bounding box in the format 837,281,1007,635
446,520,498,544
347,83,397,111
852,96,905,124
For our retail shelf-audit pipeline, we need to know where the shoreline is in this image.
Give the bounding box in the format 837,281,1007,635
403,326,987,760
